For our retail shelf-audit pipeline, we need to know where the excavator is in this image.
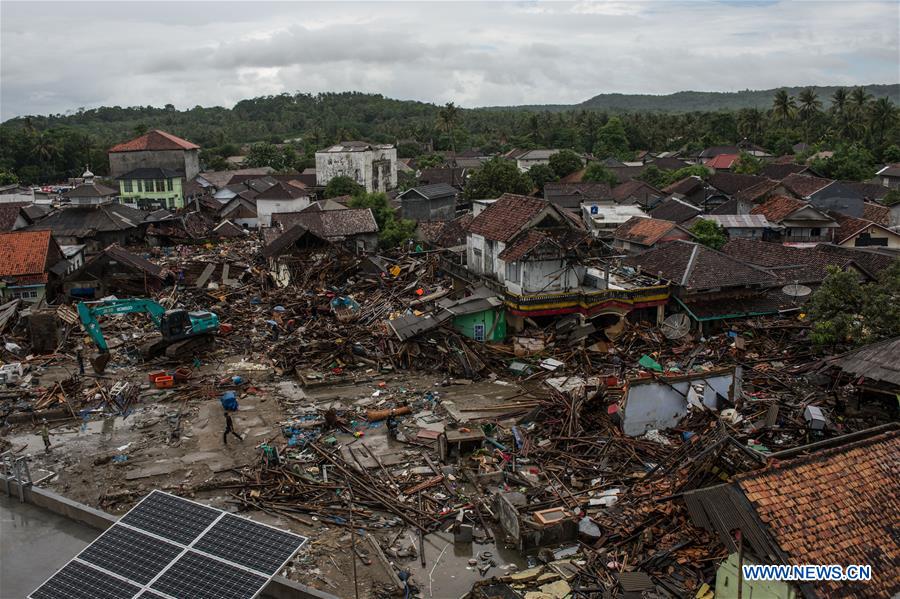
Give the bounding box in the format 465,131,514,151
76,298,220,373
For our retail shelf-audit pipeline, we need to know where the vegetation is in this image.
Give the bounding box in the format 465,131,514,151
527,164,558,194
640,164,710,189
732,151,762,174
807,262,900,348
348,192,416,248
581,162,618,187
463,156,532,200
689,219,727,250
1,87,898,185
548,149,583,178
323,175,363,198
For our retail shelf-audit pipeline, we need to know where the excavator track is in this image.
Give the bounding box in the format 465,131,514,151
164,334,215,360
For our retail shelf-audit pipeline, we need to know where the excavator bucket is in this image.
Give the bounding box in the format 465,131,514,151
90,352,111,374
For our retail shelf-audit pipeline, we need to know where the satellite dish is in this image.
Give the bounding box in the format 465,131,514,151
782,284,812,297
661,313,691,339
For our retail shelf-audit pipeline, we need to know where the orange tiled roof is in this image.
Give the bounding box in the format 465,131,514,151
751,195,807,223
863,202,891,227
467,193,549,242
0,230,53,280
109,130,200,153
736,430,900,598
613,216,678,246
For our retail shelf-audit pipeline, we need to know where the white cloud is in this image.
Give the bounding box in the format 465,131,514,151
1,0,897,120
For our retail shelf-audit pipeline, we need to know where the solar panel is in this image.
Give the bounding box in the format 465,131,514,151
150,551,267,599
30,561,141,599
78,525,182,584
28,490,308,599
119,491,220,545
193,513,305,575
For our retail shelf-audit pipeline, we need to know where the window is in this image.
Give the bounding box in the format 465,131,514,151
811,227,821,237
123,180,133,193
505,261,520,283
156,180,165,193
472,248,482,271
137,180,143,193
167,179,174,191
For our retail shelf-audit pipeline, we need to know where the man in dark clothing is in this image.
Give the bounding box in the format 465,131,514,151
76,348,85,375
223,411,242,444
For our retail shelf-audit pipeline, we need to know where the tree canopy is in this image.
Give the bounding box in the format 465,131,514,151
689,220,727,250
464,157,532,200
324,175,363,198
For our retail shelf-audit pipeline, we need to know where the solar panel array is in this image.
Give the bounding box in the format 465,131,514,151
29,490,307,599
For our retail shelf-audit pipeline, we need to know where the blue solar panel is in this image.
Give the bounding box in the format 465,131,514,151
28,491,308,599
194,513,306,575
30,561,141,599
150,551,267,599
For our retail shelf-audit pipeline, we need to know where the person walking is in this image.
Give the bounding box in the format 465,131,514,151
223,411,242,445
40,419,52,453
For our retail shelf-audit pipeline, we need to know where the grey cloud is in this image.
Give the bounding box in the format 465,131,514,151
1,0,898,120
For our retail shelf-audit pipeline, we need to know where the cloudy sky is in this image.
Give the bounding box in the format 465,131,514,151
2,0,898,120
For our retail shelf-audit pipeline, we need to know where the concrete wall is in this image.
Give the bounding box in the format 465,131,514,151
716,553,798,599
257,197,311,227
839,225,900,249
315,147,397,193
453,308,506,342
401,195,456,222
109,149,198,180
119,177,184,209
622,368,739,436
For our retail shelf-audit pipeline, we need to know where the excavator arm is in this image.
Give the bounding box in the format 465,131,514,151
76,299,168,364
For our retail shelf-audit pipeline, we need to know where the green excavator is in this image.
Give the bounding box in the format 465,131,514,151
77,298,220,373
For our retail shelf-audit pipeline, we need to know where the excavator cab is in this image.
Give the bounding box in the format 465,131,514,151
159,310,192,340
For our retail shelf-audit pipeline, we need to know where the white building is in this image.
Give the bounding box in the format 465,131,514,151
315,141,397,193
581,204,648,238
515,149,560,173
466,194,584,295
254,182,311,228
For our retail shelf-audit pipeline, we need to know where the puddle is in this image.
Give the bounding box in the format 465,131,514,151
400,529,527,598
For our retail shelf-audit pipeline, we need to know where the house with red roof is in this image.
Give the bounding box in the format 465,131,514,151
704,153,740,172
459,193,669,322
108,130,201,181
751,196,838,246
0,230,66,303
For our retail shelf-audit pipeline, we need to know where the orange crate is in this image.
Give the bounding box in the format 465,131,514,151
148,370,167,383
155,375,174,389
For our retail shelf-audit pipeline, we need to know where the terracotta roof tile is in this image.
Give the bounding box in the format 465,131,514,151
759,163,808,180
613,216,678,246
0,202,27,232
780,173,834,198
648,197,701,224
704,153,740,169
611,180,662,203
467,194,549,242
0,230,54,280
735,430,900,598
108,130,200,153
663,175,704,196
862,202,891,226
751,195,808,223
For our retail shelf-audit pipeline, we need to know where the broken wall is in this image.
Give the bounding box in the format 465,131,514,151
621,368,740,436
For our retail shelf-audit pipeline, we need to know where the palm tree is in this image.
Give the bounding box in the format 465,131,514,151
772,89,796,127
437,102,460,158
738,108,764,142
797,88,822,142
869,97,898,150
849,87,872,139
830,88,850,137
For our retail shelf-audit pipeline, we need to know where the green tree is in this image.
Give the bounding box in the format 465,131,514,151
437,102,460,155
868,97,898,152
349,191,415,248
881,189,900,207
0,170,19,185
797,88,822,143
548,149,583,178
812,144,876,181
807,266,866,347
415,154,445,169
463,156,532,200
638,164,668,188
771,89,796,126
665,164,711,185
830,87,850,137
133,123,148,137
324,175,364,198
528,164,558,194
246,142,282,169
689,219,727,250
733,151,762,175
883,144,900,163
861,261,900,342
582,162,619,186
594,117,630,159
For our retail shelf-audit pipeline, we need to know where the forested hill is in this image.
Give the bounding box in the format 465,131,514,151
494,85,900,113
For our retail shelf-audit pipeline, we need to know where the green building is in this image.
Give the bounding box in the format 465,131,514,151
117,167,184,209
452,305,506,342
